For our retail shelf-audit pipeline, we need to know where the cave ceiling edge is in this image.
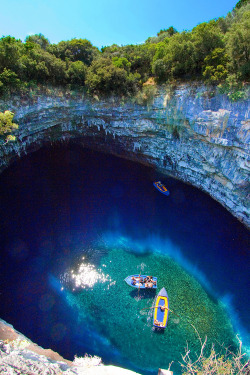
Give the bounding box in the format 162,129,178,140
0,83,249,228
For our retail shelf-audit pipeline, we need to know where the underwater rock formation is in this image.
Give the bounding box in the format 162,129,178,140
0,83,249,227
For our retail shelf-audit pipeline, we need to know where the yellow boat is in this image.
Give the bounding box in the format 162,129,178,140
153,287,169,328
153,181,170,196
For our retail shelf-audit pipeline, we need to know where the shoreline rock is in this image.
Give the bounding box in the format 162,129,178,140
0,319,141,375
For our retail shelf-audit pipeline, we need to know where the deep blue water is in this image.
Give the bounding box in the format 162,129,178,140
0,144,249,374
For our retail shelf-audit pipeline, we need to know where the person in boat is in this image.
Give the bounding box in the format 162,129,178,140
154,320,163,327
134,276,143,282
160,304,168,311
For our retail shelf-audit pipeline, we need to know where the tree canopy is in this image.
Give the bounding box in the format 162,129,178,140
0,1,249,98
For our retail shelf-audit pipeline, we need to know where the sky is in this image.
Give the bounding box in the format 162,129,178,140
0,0,238,49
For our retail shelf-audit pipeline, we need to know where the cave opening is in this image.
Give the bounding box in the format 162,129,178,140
0,142,249,375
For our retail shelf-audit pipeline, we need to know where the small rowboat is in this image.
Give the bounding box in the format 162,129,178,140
153,287,169,328
153,181,170,196
124,275,157,289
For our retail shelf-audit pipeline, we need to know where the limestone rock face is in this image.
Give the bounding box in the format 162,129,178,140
0,340,141,375
0,83,249,227
0,320,141,375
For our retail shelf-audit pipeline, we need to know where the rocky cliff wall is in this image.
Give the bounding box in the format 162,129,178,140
0,83,249,227
0,319,141,375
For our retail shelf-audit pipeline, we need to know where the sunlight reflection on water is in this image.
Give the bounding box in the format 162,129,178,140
60,256,115,291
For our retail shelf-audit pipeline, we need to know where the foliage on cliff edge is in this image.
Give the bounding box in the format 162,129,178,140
0,1,249,98
0,110,18,144
180,333,249,375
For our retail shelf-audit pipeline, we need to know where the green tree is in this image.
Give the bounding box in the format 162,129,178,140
85,57,139,96
226,7,250,79
112,57,131,71
20,43,66,84
157,26,178,37
0,111,18,143
101,43,155,81
0,36,23,72
234,0,250,10
203,48,229,83
152,32,196,81
66,60,87,84
48,38,99,66
25,34,50,50
192,20,225,73
0,68,21,93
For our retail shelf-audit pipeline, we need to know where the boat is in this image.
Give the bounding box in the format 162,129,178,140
124,275,157,289
153,287,169,328
153,181,170,196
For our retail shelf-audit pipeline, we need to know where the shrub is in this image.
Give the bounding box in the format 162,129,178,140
85,57,139,96
67,61,87,84
180,330,249,374
135,81,157,105
0,68,21,93
0,110,18,144
203,48,229,84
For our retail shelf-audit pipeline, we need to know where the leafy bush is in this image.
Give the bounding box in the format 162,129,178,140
66,61,87,84
25,33,50,50
226,5,250,80
0,36,23,73
135,80,157,105
47,38,99,66
85,57,139,96
152,32,196,81
180,331,249,375
112,56,131,71
203,48,229,83
0,110,18,143
0,68,21,93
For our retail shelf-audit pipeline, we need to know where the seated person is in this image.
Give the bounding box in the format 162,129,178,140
160,304,168,311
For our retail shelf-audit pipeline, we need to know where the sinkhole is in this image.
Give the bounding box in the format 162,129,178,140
0,143,249,375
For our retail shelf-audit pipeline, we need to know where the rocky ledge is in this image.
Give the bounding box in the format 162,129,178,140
0,320,141,375
0,83,249,227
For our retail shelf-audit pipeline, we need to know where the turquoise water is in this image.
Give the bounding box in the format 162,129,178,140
62,245,236,374
0,144,249,375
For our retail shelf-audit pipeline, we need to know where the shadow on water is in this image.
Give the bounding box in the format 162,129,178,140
133,249,153,257
129,289,157,299
153,327,165,335
205,289,219,305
